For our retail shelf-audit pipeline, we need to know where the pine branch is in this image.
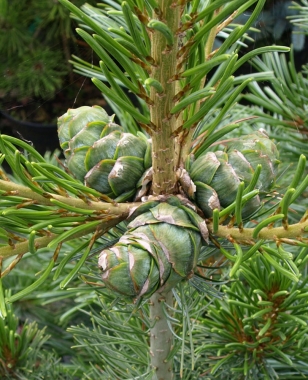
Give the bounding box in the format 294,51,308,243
0,179,140,215
212,219,308,243
0,216,123,260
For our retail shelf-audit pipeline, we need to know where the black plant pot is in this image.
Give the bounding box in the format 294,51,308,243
0,109,60,155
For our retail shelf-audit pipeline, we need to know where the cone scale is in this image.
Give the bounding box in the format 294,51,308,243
57,106,152,201
188,130,280,218
98,202,203,300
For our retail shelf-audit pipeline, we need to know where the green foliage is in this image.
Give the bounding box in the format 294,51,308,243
0,301,65,379
1,49,68,99
0,0,308,379
194,249,308,379
289,0,308,35
65,0,289,132
67,301,153,379
244,50,308,135
0,1,31,57
0,0,95,100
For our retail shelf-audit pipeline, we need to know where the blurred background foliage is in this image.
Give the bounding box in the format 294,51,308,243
0,0,98,100
0,0,103,149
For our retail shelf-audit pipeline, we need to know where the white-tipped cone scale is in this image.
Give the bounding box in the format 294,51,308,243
57,105,152,201
58,107,280,300
188,130,280,217
98,200,208,300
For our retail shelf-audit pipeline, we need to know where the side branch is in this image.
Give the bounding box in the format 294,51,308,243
0,216,123,259
212,219,308,242
0,179,140,215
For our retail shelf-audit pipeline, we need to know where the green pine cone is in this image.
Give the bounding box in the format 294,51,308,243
98,201,206,299
189,130,280,217
57,106,152,201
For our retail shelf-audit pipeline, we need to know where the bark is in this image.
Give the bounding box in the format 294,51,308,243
150,0,182,195
149,1,182,378
150,291,174,380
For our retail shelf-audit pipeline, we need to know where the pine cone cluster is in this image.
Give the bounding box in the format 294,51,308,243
58,106,279,299
98,201,205,299
58,106,151,201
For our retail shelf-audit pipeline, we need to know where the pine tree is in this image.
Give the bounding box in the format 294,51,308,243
0,0,308,379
